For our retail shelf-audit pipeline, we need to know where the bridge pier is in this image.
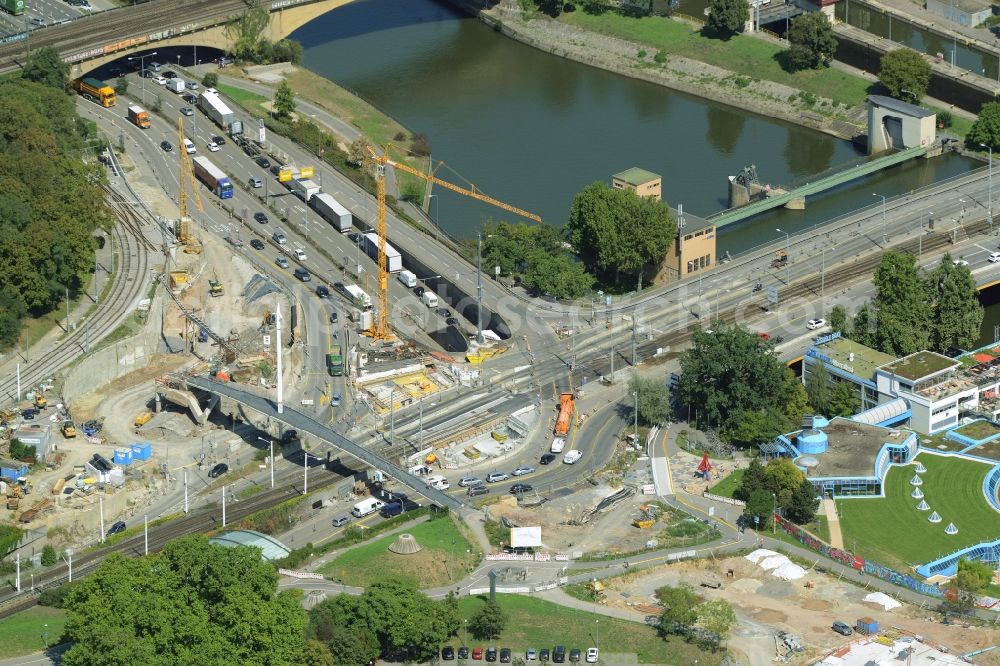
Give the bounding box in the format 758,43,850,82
784,197,805,210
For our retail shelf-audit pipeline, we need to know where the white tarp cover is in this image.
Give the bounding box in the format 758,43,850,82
864,592,901,610
760,555,792,571
510,526,542,548
745,549,779,563
772,562,806,580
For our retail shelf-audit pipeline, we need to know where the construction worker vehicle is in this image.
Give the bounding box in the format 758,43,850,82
61,420,77,438
33,393,47,409
134,411,154,428
209,278,224,297
632,503,660,529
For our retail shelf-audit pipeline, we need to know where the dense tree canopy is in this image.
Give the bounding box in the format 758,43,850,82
677,325,807,443
274,81,296,119
968,102,1000,149
23,46,70,91
628,374,672,426
567,181,676,289
879,49,931,102
0,79,111,347
706,0,749,37
925,253,983,352
62,536,306,666
481,220,594,299
786,12,837,70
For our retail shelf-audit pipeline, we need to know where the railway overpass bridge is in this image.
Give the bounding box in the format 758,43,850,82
0,0,355,77
183,375,466,512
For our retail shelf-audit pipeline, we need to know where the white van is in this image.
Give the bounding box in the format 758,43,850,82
351,497,384,518
183,138,196,155
421,290,439,308
398,270,417,289
550,437,566,454
166,78,185,94
425,475,450,491
563,450,583,464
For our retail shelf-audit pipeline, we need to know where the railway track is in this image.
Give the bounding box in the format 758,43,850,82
0,186,154,405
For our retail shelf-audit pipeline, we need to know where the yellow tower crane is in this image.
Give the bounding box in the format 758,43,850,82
177,117,204,251
366,146,540,340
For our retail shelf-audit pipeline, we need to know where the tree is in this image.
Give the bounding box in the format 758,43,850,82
349,577,452,659
274,81,296,119
786,12,837,70
806,361,830,415
764,457,804,507
784,477,819,524
854,252,931,356
968,102,1000,149
401,178,424,202
271,39,304,64
62,535,306,666
225,7,270,62
925,253,983,352
202,72,219,88
114,78,128,95
742,489,774,530
348,136,372,167
482,220,595,299
23,46,70,90
954,557,993,594
656,585,701,634
827,381,861,417
566,181,675,289
694,599,737,647
828,304,851,336
628,374,672,426
879,48,931,102
705,0,748,37
724,409,787,449
41,544,57,566
303,640,335,666
438,591,463,638
733,456,766,503
677,324,802,440
520,248,595,299
469,599,507,640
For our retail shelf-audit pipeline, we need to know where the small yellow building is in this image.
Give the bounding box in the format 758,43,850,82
612,167,662,201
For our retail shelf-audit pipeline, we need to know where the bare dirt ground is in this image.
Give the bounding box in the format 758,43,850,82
593,556,1000,664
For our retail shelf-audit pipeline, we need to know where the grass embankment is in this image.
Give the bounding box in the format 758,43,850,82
0,606,67,658
559,11,871,107
708,468,743,498
318,514,476,587
837,454,999,571
453,596,719,664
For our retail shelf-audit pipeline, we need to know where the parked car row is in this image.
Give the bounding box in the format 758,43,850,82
442,646,598,663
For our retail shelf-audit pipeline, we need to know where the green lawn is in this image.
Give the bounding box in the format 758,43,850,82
318,516,476,587
837,454,1000,571
454,596,720,665
559,12,872,107
708,468,743,498
0,606,67,657
215,83,268,108
952,419,1000,442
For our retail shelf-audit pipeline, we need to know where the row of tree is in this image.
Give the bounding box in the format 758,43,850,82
828,251,983,357
656,585,736,650
224,7,304,65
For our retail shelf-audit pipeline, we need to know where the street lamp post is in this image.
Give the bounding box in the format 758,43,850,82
820,245,835,306
983,143,994,232
872,193,887,245
476,232,484,344
632,391,639,441
775,228,790,288
428,193,438,227
596,619,600,652
127,51,158,106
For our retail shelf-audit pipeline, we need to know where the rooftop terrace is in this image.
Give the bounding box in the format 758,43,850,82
880,350,958,382
790,418,912,479
809,335,895,381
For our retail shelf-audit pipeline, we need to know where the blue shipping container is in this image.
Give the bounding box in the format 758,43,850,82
113,448,132,465
0,462,29,480
131,442,152,461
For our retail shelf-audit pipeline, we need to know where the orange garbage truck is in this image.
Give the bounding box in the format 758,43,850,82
555,392,574,436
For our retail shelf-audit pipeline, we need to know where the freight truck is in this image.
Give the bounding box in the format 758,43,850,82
288,178,320,203
310,193,352,232
362,232,402,273
73,77,116,107
554,392,574,436
191,156,233,199
326,343,344,376
127,105,150,129
0,0,25,15
198,89,234,130
342,285,371,310
277,165,314,182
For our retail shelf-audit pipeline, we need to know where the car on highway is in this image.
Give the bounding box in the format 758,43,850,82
106,520,126,537
832,621,853,636
249,176,262,188
275,256,289,269
254,212,269,224
442,647,455,661
256,157,271,169
953,258,970,267
208,463,229,478
472,647,483,660
316,285,330,298
272,230,286,244
990,252,1000,263
293,248,307,261
330,311,338,323
153,76,168,85
162,70,177,79
281,430,299,443
459,476,482,487
585,649,598,663
29,17,45,27
332,393,341,407
500,649,511,663
467,484,489,497
436,307,450,317
294,267,311,282
486,471,509,483
332,516,351,528
446,317,459,327
186,81,199,90
249,239,264,250
509,483,533,494
511,466,535,477
140,69,153,78
183,93,197,104
207,141,219,152
526,649,538,661
806,318,826,330
212,135,226,145
180,106,194,116
539,453,556,465
160,141,173,152
414,286,425,297
563,450,583,464
458,647,470,660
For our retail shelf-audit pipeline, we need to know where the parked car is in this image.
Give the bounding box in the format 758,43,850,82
832,621,853,636
106,520,126,536
160,141,173,152
585,648,598,663
569,649,581,663
254,212,269,224
180,106,194,116
539,649,550,663
540,453,556,465
512,465,535,476
990,252,1000,263
472,647,484,660
553,646,566,663
486,647,498,662
442,647,455,661
249,239,264,250
294,267,311,282
255,157,271,169
806,318,826,330
458,647,470,660
486,471,509,483
509,484,533,494
275,256,289,269
526,649,538,661
316,285,330,298
21,408,37,420
208,463,229,478
332,516,351,528
468,484,489,497
500,648,511,663
459,476,482,487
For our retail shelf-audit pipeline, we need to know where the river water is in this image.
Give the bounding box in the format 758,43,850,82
293,0,977,256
